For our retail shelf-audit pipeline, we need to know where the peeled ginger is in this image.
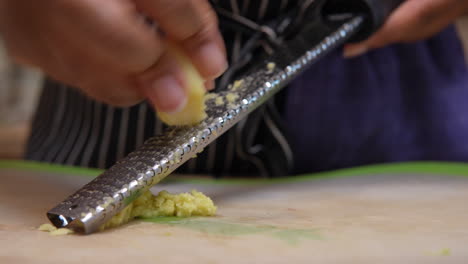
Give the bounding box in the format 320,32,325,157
157,46,207,126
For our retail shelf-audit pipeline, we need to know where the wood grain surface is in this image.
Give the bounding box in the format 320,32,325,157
1,166,468,264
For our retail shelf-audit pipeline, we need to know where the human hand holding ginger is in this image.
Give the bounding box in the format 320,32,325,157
0,0,227,112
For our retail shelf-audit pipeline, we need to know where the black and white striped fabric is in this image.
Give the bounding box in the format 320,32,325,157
26,0,302,177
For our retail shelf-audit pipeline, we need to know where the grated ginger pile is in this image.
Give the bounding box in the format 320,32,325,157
100,189,217,230
39,189,217,235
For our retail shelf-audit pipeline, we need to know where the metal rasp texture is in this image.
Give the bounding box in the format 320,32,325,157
47,16,364,234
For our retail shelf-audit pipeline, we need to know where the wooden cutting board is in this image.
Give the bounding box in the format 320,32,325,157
1,162,468,264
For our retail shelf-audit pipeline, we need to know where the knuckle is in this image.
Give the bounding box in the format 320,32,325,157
180,15,220,48
126,38,165,73
154,0,189,22
198,3,218,27
187,4,219,40
190,20,219,43
159,0,218,40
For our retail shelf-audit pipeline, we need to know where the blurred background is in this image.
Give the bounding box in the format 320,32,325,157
1,18,468,160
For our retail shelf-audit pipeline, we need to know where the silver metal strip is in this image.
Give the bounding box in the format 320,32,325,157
47,16,364,234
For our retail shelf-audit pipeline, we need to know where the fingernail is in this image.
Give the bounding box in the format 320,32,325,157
147,76,187,113
204,80,215,91
194,42,228,78
343,44,368,58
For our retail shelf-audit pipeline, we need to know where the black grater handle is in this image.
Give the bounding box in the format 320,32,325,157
321,0,405,42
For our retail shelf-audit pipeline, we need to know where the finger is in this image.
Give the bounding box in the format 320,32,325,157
134,0,228,79
343,1,415,58
38,38,145,107
54,0,165,73
204,80,215,91
80,79,145,107
51,67,145,108
364,0,457,46
45,56,145,107
344,0,462,58
136,52,188,113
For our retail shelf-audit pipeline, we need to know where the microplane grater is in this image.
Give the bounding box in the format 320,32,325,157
47,16,364,234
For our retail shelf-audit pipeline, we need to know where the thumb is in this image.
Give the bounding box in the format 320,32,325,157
343,0,418,58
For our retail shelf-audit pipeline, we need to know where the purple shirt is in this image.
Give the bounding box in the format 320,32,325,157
286,26,468,173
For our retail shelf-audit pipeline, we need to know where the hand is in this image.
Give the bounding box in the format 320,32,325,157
0,0,227,112
344,0,468,58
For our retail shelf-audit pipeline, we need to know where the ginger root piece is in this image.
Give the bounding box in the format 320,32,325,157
157,47,207,126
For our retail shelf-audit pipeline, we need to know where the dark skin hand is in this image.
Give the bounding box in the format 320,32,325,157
344,0,468,58
0,0,227,113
